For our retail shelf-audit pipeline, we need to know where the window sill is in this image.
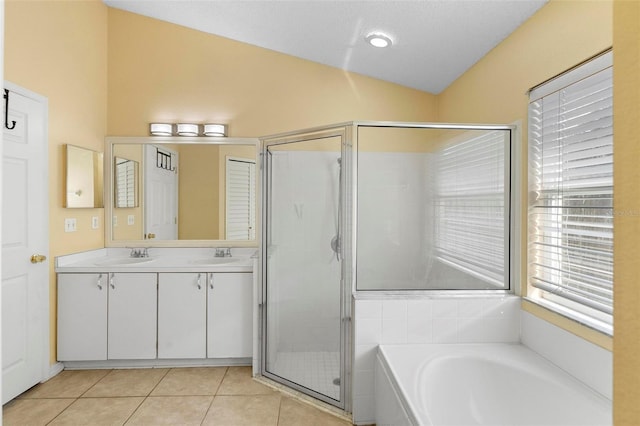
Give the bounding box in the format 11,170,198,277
523,297,613,338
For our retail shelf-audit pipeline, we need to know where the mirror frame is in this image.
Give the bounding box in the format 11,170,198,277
105,136,260,248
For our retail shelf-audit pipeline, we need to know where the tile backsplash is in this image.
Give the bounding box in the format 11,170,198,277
352,295,520,424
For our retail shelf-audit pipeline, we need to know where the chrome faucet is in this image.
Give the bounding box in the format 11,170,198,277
130,247,149,258
215,248,232,257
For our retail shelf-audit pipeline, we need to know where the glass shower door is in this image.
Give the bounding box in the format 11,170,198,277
262,132,345,407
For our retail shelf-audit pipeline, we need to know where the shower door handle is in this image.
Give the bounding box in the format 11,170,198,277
331,235,340,261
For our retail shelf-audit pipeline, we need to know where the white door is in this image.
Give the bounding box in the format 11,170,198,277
157,273,206,359
144,145,178,240
57,273,107,361
207,273,253,358
108,273,157,359
2,82,49,403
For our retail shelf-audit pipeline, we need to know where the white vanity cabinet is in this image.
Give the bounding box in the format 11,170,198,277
56,256,254,365
57,272,157,361
158,273,207,359
207,272,253,358
57,273,108,361
107,273,157,359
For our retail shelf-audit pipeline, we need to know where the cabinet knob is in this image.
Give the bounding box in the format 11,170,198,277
196,273,202,290
209,273,214,289
97,273,103,290
109,273,115,289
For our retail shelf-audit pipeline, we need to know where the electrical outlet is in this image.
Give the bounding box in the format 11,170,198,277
127,215,135,226
113,216,118,227
92,216,99,229
64,218,77,232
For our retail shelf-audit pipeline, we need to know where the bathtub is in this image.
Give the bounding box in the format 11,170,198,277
375,343,611,426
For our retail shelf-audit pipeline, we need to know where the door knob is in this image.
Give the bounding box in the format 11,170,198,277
30,254,47,263
146,233,156,239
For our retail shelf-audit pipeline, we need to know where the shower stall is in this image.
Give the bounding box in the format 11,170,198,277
260,121,513,412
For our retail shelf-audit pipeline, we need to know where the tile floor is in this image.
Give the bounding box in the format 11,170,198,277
3,366,353,426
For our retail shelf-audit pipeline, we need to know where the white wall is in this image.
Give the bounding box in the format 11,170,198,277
357,152,434,290
520,310,612,400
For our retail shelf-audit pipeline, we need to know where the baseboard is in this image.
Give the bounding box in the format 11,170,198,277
61,357,251,370
46,362,64,381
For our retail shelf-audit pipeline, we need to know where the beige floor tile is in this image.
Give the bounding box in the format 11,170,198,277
217,366,278,396
151,367,226,396
83,369,169,397
125,396,213,425
2,398,75,426
277,397,352,426
48,397,144,426
19,370,111,399
201,394,281,426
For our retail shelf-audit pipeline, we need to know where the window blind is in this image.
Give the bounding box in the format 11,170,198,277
434,130,510,288
528,51,613,319
226,158,256,240
115,159,136,208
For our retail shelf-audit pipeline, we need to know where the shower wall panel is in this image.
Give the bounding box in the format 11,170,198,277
357,152,434,290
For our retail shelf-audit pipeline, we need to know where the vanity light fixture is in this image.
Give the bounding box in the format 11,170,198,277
149,123,173,136
149,122,229,137
176,123,199,136
203,123,228,137
366,32,393,48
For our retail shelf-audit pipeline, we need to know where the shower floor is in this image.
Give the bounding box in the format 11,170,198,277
270,351,340,400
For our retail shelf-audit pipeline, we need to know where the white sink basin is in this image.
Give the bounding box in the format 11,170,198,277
189,257,245,266
93,257,155,266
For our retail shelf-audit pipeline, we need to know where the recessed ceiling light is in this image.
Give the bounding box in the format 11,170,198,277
366,33,392,48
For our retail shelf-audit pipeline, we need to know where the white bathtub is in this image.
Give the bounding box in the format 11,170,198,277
375,343,611,426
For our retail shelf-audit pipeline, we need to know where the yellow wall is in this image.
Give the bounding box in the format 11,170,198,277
5,0,108,364
438,0,613,350
612,0,640,423
179,144,221,240
106,8,438,138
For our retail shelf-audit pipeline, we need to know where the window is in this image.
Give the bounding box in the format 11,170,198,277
528,50,613,334
434,130,510,289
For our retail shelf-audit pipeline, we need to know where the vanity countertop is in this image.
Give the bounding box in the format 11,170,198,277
55,247,256,273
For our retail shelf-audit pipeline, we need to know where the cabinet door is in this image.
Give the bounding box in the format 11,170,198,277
207,273,253,358
108,273,157,359
158,273,206,358
57,273,107,361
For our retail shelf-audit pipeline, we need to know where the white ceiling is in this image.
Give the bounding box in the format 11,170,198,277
103,0,547,94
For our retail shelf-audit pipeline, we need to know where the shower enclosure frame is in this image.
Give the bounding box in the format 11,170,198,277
258,120,518,414
351,121,517,295
260,124,354,411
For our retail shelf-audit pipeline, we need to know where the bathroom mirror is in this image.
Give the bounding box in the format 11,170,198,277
65,144,104,208
105,136,259,247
